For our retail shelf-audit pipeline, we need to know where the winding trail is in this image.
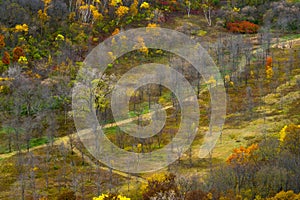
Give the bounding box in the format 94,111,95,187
0,105,174,183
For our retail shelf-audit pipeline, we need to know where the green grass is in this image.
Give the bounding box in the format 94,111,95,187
104,126,118,135
281,33,300,40
31,137,48,147
27,137,49,148
128,103,151,118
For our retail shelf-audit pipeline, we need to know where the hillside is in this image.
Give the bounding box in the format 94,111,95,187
0,0,300,199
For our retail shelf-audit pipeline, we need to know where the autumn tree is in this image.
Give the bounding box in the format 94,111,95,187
12,47,25,62
0,34,5,50
200,0,215,26
2,51,10,65
78,1,103,24
38,0,51,35
279,124,300,156
93,73,116,123
266,56,273,81
226,144,259,194
267,190,300,200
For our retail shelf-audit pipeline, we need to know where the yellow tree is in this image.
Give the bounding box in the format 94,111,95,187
115,5,129,18
279,124,300,156
266,57,273,80
267,190,300,200
78,2,103,24
200,0,214,26
129,0,138,16
38,0,52,35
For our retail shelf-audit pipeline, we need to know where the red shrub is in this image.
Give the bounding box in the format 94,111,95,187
227,21,259,34
2,51,10,65
157,0,181,11
0,34,5,50
266,56,272,67
12,46,25,62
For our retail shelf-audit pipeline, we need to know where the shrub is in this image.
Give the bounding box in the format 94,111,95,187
267,190,300,200
12,47,25,62
185,190,209,200
2,51,10,65
0,34,5,50
142,173,179,200
227,21,259,34
93,193,130,200
57,190,76,200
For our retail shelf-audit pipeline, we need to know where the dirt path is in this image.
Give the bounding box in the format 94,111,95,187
0,106,175,182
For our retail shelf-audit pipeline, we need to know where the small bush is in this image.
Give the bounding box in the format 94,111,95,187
57,190,76,200
227,21,259,34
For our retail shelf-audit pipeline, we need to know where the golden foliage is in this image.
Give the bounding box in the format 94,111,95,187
92,9,103,21
93,193,130,200
250,70,255,79
207,76,217,85
0,77,14,81
147,23,158,28
55,34,65,41
279,125,288,142
224,75,230,82
43,0,52,6
112,28,120,36
68,12,76,22
267,190,300,200
134,36,148,55
38,9,50,22
266,65,273,79
110,0,122,7
140,2,150,9
38,0,52,23
79,5,103,23
15,24,29,33
18,56,28,65
279,124,300,155
232,7,240,12
129,0,138,16
265,57,273,79
115,6,129,17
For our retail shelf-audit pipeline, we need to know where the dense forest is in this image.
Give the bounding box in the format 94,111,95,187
0,0,300,199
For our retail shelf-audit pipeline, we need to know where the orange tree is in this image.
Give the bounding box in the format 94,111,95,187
226,144,259,194
0,34,5,50
2,51,10,65
266,56,273,80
